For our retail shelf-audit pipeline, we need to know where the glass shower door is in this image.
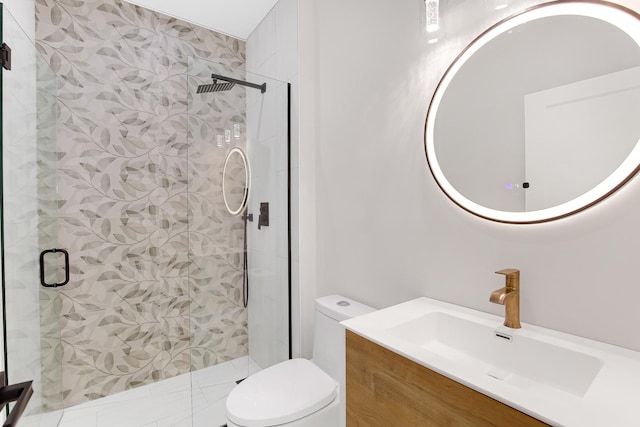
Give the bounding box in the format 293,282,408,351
244,70,291,373
1,4,64,426
187,58,290,425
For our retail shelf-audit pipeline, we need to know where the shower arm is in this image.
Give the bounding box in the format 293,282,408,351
211,73,266,93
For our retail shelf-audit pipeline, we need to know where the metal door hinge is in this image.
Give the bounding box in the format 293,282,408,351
1,43,12,70
0,371,33,427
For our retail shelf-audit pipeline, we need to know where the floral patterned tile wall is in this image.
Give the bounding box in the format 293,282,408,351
34,0,247,407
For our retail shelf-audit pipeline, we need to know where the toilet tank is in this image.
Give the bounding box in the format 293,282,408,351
312,295,375,382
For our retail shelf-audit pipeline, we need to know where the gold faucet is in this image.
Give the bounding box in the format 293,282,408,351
490,269,521,329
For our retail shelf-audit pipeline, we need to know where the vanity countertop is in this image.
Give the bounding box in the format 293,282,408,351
342,297,640,427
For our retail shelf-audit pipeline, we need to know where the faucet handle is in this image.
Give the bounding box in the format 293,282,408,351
495,268,519,277
495,269,520,291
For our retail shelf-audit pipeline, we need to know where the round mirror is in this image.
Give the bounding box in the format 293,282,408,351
222,147,250,216
425,1,640,223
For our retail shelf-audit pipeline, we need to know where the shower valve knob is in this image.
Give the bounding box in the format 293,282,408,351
258,202,269,230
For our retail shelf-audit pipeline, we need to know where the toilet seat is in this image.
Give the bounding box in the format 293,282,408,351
226,358,338,427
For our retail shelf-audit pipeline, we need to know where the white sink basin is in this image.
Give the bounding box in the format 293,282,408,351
387,312,603,397
342,297,640,427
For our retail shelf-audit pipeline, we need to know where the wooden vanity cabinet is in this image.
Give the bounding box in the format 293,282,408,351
346,330,549,427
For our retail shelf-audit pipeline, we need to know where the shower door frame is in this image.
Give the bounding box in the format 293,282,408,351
0,10,294,420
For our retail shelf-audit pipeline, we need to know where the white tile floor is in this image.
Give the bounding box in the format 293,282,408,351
20,357,256,427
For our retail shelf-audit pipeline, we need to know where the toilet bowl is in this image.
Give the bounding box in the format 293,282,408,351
225,295,375,427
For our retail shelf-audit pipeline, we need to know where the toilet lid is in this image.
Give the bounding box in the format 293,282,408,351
226,358,338,427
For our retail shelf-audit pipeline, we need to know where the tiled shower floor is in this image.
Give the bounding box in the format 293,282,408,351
21,357,255,427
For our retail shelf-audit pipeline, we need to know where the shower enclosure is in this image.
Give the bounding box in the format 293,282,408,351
1,3,290,426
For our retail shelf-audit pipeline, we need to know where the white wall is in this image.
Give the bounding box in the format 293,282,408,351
299,0,640,356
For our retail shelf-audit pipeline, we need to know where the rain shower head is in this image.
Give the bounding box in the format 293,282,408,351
197,73,267,95
196,80,236,93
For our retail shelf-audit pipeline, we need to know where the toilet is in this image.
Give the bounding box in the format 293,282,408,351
225,295,375,427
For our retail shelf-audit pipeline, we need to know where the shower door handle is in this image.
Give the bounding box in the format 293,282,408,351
39,249,70,288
